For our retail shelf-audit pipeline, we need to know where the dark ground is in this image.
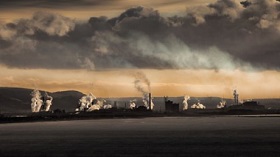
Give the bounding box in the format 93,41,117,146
0,116,279,157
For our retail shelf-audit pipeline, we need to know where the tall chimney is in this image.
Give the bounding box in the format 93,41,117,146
149,93,152,110
114,101,117,109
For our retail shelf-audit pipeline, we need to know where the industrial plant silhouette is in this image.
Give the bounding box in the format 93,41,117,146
0,87,279,123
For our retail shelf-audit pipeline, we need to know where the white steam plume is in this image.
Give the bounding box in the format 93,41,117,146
87,99,102,111
44,92,53,112
30,89,43,112
76,93,96,111
76,93,112,111
191,100,206,109
88,99,112,111
103,104,112,109
183,95,190,110
130,99,137,109
142,93,154,110
217,100,226,109
102,100,112,109
133,72,154,110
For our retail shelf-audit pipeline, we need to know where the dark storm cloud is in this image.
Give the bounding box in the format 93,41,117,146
0,0,204,9
0,0,115,9
182,0,280,69
0,0,280,70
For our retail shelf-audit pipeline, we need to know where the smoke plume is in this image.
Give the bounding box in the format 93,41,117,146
129,99,137,109
217,99,226,109
143,93,154,110
183,95,190,110
133,72,151,93
44,92,53,111
30,89,43,112
76,93,95,111
76,93,112,111
133,72,154,110
102,100,112,109
191,100,206,109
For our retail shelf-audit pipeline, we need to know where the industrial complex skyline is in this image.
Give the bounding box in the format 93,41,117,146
0,0,280,99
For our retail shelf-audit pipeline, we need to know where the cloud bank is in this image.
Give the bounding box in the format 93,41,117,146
0,0,280,71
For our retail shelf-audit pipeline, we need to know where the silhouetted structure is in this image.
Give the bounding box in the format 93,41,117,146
136,106,148,111
148,93,152,110
228,100,265,111
233,90,239,105
53,109,65,114
113,101,117,109
164,97,179,113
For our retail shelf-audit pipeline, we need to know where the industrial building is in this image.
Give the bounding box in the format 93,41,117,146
164,97,179,113
228,90,265,111
228,100,265,111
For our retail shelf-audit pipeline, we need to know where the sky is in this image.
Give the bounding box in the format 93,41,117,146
0,0,280,99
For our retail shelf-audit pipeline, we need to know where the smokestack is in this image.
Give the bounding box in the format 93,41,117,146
149,93,151,111
233,89,239,105
114,101,117,109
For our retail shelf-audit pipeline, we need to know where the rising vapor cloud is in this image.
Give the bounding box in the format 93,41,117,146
0,0,279,71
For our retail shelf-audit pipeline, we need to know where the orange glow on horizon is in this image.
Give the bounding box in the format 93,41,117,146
0,66,279,99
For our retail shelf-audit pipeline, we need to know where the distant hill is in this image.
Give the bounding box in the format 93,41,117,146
51,90,85,112
0,87,84,113
0,87,279,113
